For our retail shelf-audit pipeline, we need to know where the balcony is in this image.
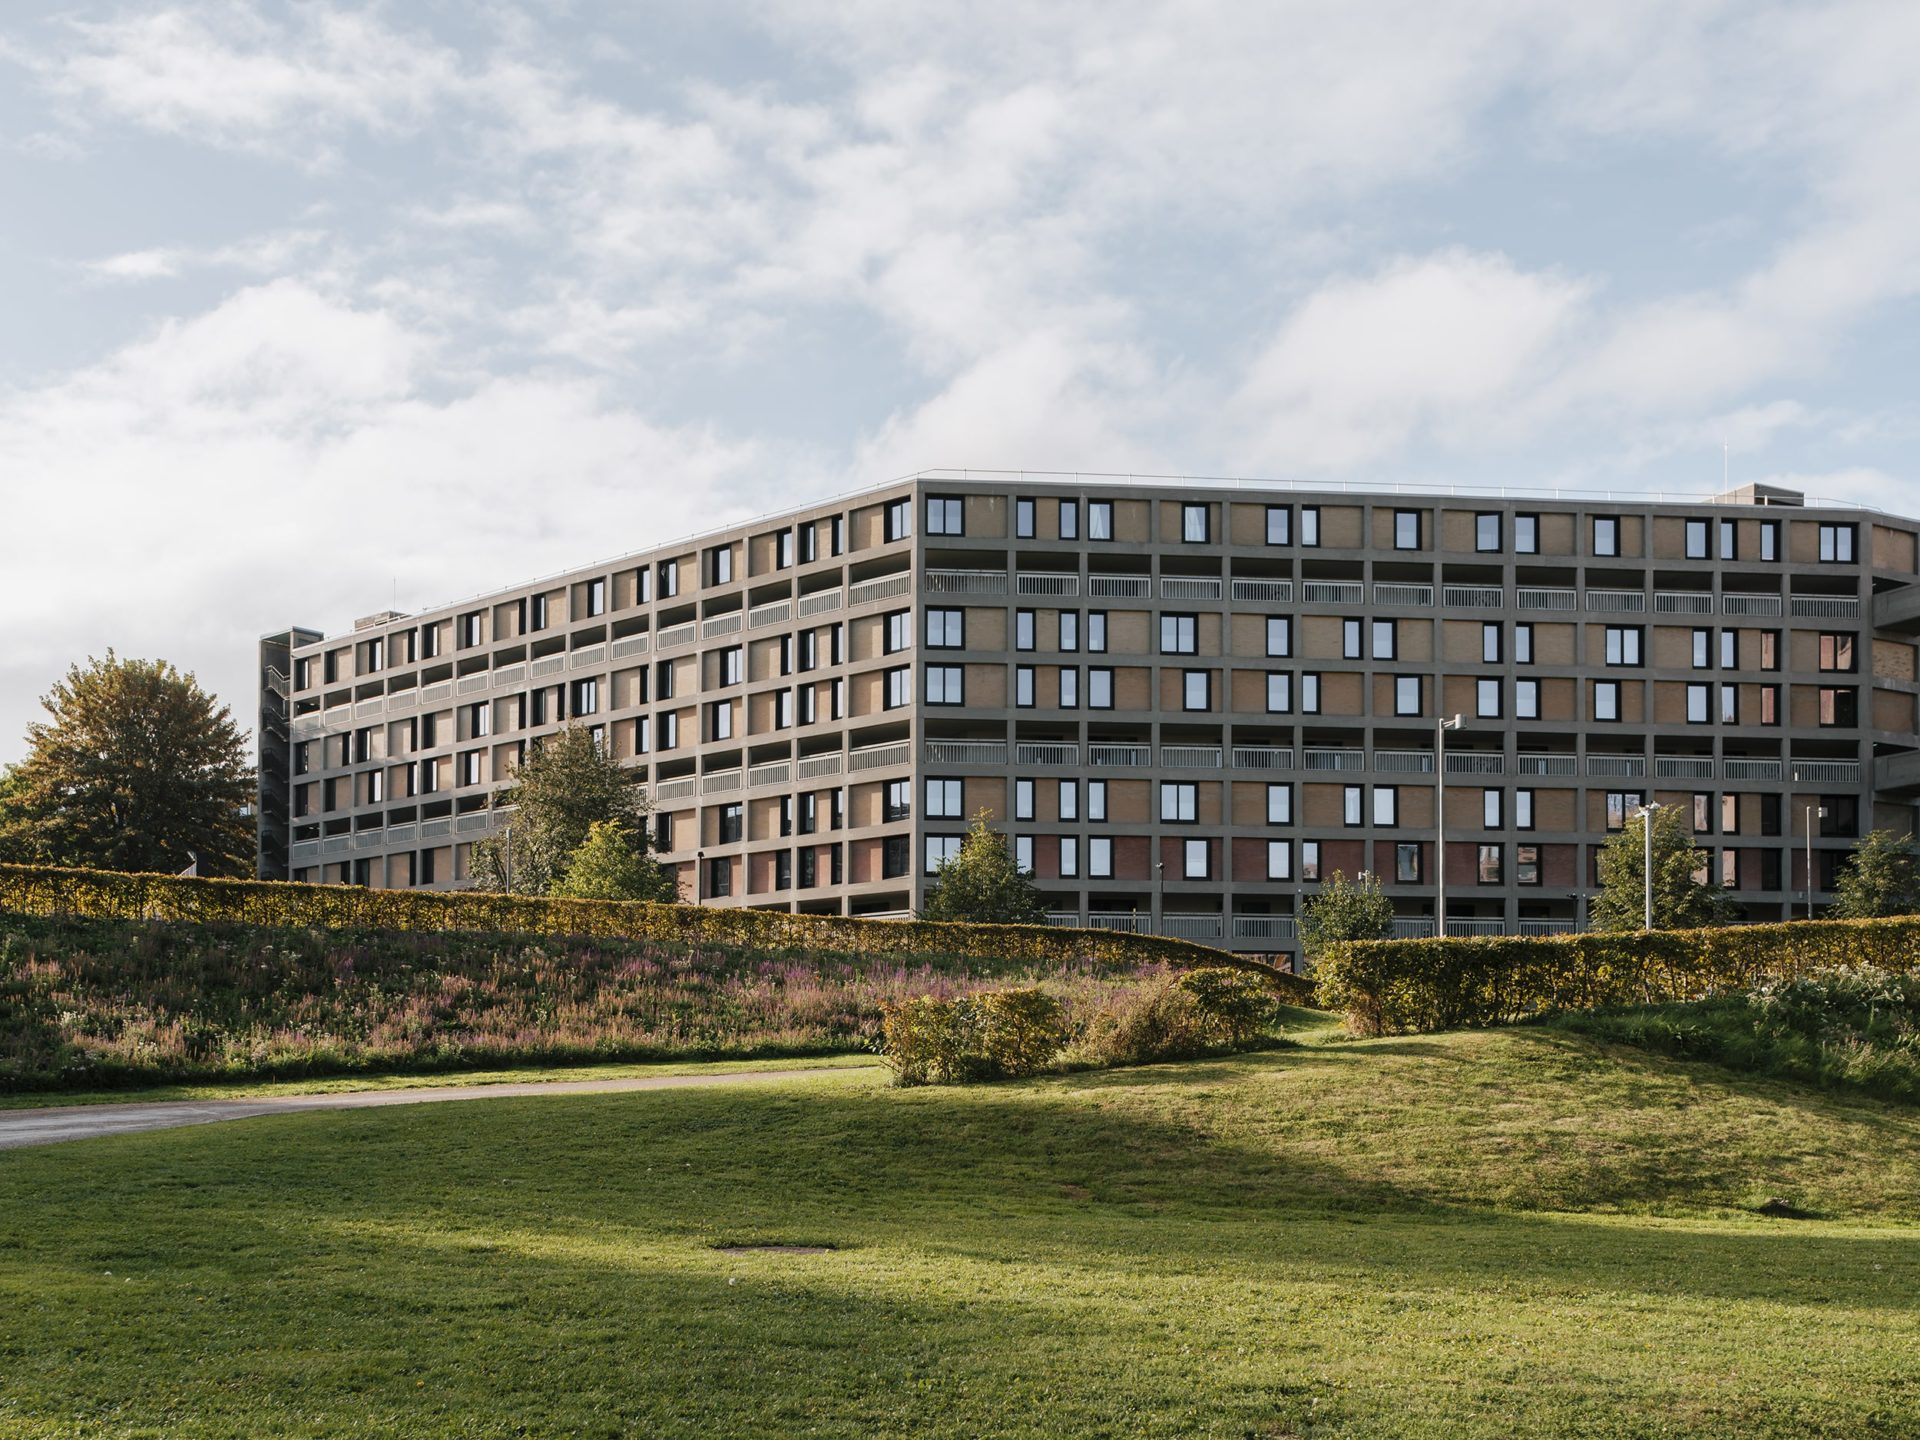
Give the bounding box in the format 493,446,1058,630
1875,750,1920,794
1161,577,1221,601
1089,575,1150,599
1790,594,1861,619
850,573,912,607
1089,743,1152,767
1654,755,1714,780
796,588,844,617
924,569,1007,596
1723,757,1782,781
1653,592,1714,615
655,622,696,649
1585,755,1646,778
1301,580,1363,604
923,739,1007,765
1373,582,1434,607
747,599,791,630
1442,585,1503,609
652,776,697,801
1516,753,1577,776
1790,758,1861,785
1585,589,1645,613
698,615,740,640
1161,745,1224,768
1874,584,1920,632
1303,747,1365,771
1231,746,1296,770
1230,915,1297,942
1373,749,1435,773
795,751,844,779
1014,741,1078,767
1722,593,1782,618
700,768,742,794
1016,573,1080,598
1160,914,1225,941
1443,752,1505,775
1516,587,1576,611
1231,578,1292,603
748,760,791,788
849,741,912,771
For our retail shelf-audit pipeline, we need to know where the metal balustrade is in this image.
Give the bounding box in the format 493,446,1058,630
528,656,565,678
1373,583,1434,607
610,634,651,658
655,623,696,649
1090,744,1152,766
570,644,608,667
1518,919,1579,935
1373,749,1435,773
1389,918,1434,939
850,573,912,607
1517,753,1577,776
1586,755,1647,777
384,693,418,715
796,589,844,616
699,614,742,639
1231,578,1293,603
1790,595,1861,618
747,601,791,630
1231,746,1296,770
420,818,453,838
923,739,1008,765
491,665,525,689
1160,577,1222,600
701,769,742,794
1791,759,1861,784
1161,745,1223,768
1089,575,1150,598
1303,748,1365,771
1230,915,1298,941
420,682,453,702
1585,589,1646,612
1085,913,1150,933
1655,755,1715,779
455,675,490,695
796,752,844,778
1654,592,1714,614
923,570,1008,596
1443,752,1505,775
1044,912,1082,928
842,742,906,772
1516,587,1576,611
1301,581,1364,604
748,762,791,788
1160,914,1225,940
385,823,416,848
1444,918,1506,937
1721,593,1781,617
1443,585,1503,609
1015,742,1078,766
1017,573,1080,597
291,840,321,863
1723,758,1783,780
356,698,387,717
652,777,697,800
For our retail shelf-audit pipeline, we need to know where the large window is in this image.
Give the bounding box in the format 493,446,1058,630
1088,500,1114,540
925,665,964,705
1372,619,1396,659
1266,617,1292,657
1475,513,1501,552
1015,666,1036,707
1015,498,1036,538
1818,633,1856,672
1482,623,1502,664
1182,503,1210,542
1758,520,1779,561
1160,782,1198,822
1686,683,1709,724
1684,518,1709,559
925,608,964,649
1266,783,1292,824
1088,668,1114,708
1266,505,1291,545
1477,678,1502,719
884,666,912,709
1058,611,1078,651
1343,785,1362,826
1058,499,1079,540
1184,839,1210,879
1819,687,1858,727
1515,513,1539,554
1183,670,1213,711
1160,614,1198,654
1476,844,1504,884
1300,506,1321,547
1014,778,1035,821
1267,841,1291,881
1394,510,1421,550
925,777,963,818
1373,786,1398,826
1015,609,1036,651
1594,681,1619,722
1266,672,1292,713
1089,837,1113,878
1396,843,1422,883
1818,523,1856,563
1395,676,1422,716
1605,627,1642,666
1343,619,1362,660
926,494,964,535
1515,678,1539,719
883,497,911,542
1593,516,1620,556
885,611,911,654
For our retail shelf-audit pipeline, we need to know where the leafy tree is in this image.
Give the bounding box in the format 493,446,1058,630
1830,829,1920,919
551,820,678,903
4,653,252,876
919,811,1047,925
0,764,29,864
469,726,658,895
1591,804,1738,932
1298,870,1394,960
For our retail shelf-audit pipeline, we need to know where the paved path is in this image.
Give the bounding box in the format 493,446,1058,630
0,1069,851,1152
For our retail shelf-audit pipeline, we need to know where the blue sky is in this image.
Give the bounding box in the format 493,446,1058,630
1,1,1917,759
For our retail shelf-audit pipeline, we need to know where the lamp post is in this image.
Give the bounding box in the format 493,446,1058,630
1637,801,1666,931
1805,805,1828,920
1155,858,1166,937
695,848,705,907
1435,715,1463,938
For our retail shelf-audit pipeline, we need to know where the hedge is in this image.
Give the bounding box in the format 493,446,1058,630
0,863,1309,999
1314,917,1920,1035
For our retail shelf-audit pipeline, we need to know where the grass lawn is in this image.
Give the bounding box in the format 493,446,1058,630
2,1023,1917,1438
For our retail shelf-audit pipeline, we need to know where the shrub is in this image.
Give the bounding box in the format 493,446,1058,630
879,988,1068,1087
1070,967,1283,1069
1316,916,1920,1036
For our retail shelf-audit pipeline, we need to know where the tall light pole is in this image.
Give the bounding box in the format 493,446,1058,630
1805,804,1828,920
1637,801,1666,931
1435,715,1463,938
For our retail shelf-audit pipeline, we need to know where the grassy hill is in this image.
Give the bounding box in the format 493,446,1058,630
2,1018,1916,1437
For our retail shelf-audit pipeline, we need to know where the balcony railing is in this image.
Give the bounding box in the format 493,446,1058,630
1161,745,1224,768
849,741,912,771
1231,746,1295,770
796,588,844,616
1443,585,1504,609
611,634,651,658
1089,575,1150,598
1303,748,1365,771
1373,583,1434,607
1516,587,1576,611
923,739,1007,765
699,614,741,639
1085,913,1151,933
1655,755,1715,779
1016,573,1080,598
748,761,790,788
1444,918,1506,937
528,655,565,678
652,776,696,801
795,752,844,779
1516,753,1577,776
1089,744,1152,767
1160,915,1225,940
1518,919,1579,936
1444,752,1505,775
747,600,791,630
1791,759,1861,784
1724,758,1783,781
1161,577,1221,600
850,573,912,607
1301,581,1364,604
1374,749,1435,773
924,569,1007,596
1230,915,1297,942
1015,742,1078,767
1722,593,1782,617
700,769,742,794
1586,755,1647,777
1653,592,1714,615
655,622,696,649
1231,578,1292,603
1790,594,1860,619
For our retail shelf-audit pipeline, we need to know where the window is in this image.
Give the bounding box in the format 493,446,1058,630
775,529,794,569
884,666,912,709
1182,503,1210,542
925,609,964,649
1482,789,1502,828
1015,666,1036,707
658,559,679,598
1089,837,1113,878
1183,670,1212,711
1059,667,1079,708
1395,676,1422,716
1374,786,1398,826
585,576,611,618
925,494,964,536
1089,668,1114,708
1475,512,1501,552
1686,683,1710,724
1515,513,1539,554
658,711,678,749
719,647,744,686
1760,631,1780,671
1058,611,1078,652
1593,516,1621,556
1720,630,1736,670
1266,783,1292,824
1481,623,1502,664
1396,843,1422,883
1301,673,1321,714
719,802,745,843
1267,840,1291,881
1605,794,1651,840
925,665,964,705
1760,684,1780,725
1819,687,1857,727
1719,684,1737,724
458,611,482,648
1059,837,1080,878
420,625,440,659
709,700,733,741
1266,616,1292,657
1160,614,1198,654
1516,844,1541,887
1265,505,1291,545
1343,785,1362,826
1015,498,1036,538
529,593,550,631
1718,518,1738,561
1477,678,1502,718
1371,619,1397,660
1394,510,1421,550
1758,520,1779,562
1594,680,1620,722
1343,619,1362,660
1300,506,1320,547
773,689,794,729
571,679,598,716
1514,623,1534,665
1690,629,1711,669
1160,782,1198,822
1014,778,1035,821
364,637,384,672
1058,499,1078,540
1719,793,1737,834
1685,518,1709,559
458,750,482,787
1015,609,1036,652
925,835,962,873
879,835,910,880
925,777,962,818
468,701,492,737
1605,627,1642,666
1477,844,1503,884
1818,633,1856,672
1301,842,1322,882
883,497,911,542
1515,679,1539,719
1515,789,1535,830
885,610,912,654
1183,839,1210,880
1818,523,1856,563
1087,612,1108,653
1058,780,1078,822
1088,500,1113,540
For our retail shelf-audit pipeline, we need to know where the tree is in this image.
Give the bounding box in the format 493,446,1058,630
0,764,29,864
1590,804,1738,932
551,820,678,903
919,811,1047,925
1298,870,1394,960
4,653,252,876
468,726,659,895
1830,829,1920,919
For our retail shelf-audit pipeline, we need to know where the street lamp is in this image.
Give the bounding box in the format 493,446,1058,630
695,848,706,907
1636,801,1666,931
1805,804,1828,920
1435,714,1463,938
1155,858,1166,936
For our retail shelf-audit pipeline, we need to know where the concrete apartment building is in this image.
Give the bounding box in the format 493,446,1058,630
258,470,1920,966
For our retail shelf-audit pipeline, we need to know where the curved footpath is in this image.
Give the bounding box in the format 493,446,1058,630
0,1068,845,1152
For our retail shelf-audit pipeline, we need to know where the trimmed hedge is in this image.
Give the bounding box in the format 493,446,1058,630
0,863,1308,999
1315,917,1920,1035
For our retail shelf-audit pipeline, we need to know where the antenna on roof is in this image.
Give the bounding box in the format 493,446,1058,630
1722,439,1729,491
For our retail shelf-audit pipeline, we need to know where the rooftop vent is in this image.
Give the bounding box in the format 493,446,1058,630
353,609,410,631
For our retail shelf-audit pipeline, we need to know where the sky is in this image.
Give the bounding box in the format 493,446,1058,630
1,1,1918,762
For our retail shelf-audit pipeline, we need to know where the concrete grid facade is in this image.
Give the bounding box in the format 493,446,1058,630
258,471,1920,967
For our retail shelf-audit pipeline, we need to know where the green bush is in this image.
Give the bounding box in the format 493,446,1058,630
1316,917,1920,1035
879,988,1069,1087
1068,966,1283,1069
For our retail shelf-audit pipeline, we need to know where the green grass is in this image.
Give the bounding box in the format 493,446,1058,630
3,1025,1918,1437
